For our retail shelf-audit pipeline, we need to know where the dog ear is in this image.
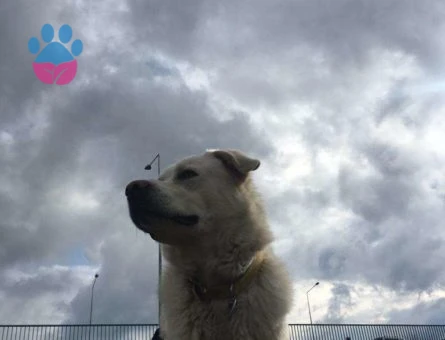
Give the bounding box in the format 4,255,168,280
211,149,260,177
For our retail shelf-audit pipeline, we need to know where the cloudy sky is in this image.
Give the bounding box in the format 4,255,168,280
1,0,445,326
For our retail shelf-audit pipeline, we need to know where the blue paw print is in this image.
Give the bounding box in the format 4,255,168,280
28,24,83,65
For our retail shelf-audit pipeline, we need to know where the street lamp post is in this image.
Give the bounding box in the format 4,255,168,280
89,273,99,325
306,281,319,325
145,153,161,325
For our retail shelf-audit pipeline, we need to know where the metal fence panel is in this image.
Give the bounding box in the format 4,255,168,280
1,324,445,340
0,325,159,340
288,324,445,340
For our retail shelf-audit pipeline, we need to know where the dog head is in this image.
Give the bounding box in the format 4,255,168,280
125,149,263,246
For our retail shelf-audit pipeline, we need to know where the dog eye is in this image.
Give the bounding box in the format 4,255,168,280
176,169,199,180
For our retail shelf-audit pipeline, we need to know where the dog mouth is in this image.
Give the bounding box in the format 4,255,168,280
141,209,199,226
132,209,201,245
169,214,199,226
144,211,199,226
128,202,199,228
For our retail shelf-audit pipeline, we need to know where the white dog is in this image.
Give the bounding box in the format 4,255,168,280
126,149,293,340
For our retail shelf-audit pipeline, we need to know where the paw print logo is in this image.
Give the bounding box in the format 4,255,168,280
28,24,83,85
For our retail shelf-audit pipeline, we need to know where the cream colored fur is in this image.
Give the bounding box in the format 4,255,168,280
126,149,293,340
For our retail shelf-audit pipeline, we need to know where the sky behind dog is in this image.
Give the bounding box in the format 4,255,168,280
1,0,445,325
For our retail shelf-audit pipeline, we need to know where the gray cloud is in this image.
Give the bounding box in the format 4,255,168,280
322,283,353,323
388,298,445,324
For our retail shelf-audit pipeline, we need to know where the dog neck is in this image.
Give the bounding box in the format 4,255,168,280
188,250,265,302
163,222,273,288
162,210,273,297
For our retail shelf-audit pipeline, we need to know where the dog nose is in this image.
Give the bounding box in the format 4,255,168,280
125,180,153,197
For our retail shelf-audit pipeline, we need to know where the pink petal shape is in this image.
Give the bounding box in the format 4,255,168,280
33,62,55,84
55,60,77,85
32,60,78,85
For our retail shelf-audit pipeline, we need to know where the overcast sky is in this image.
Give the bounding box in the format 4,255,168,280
1,0,445,326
